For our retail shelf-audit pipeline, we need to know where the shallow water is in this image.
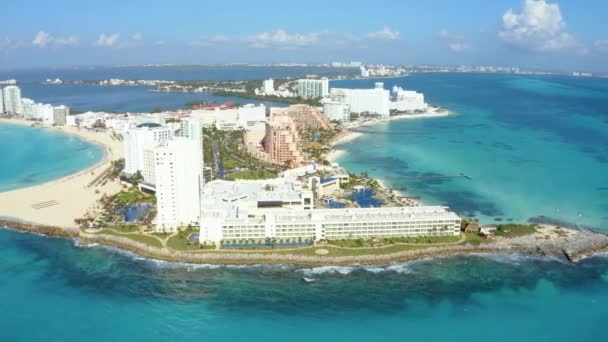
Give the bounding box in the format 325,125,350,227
0,123,103,192
333,73,608,229
1,70,608,341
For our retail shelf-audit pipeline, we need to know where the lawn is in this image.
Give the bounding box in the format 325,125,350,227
96,229,163,248
464,233,485,246
114,188,155,205
225,170,277,181
328,235,461,248
104,224,139,233
493,224,538,238
167,228,202,251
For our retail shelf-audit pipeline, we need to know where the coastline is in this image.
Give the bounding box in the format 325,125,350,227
328,109,453,203
1,220,607,266
0,118,124,228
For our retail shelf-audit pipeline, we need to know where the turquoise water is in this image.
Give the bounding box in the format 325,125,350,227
1,229,608,341
333,73,608,230
0,123,103,192
2,70,608,341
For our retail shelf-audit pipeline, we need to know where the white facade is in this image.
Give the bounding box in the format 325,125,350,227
329,83,390,117
52,105,69,125
123,123,174,176
297,78,329,98
390,86,427,112
323,101,351,122
200,197,461,245
154,138,203,231
0,90,3,113
263,79,274,94
190,104,266,131
3,85,22,115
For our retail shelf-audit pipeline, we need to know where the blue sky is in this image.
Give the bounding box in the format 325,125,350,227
1,0,607,71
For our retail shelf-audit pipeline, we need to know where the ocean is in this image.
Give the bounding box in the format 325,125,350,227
0,122,103,192
1,67,607,341
333,73,608,230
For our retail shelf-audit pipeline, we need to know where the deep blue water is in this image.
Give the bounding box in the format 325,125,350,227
0,65,357,112
1,67,608,341
1,229,607,341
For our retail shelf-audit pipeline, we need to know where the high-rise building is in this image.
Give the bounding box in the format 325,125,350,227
3,85,23,115
296,78,329,98
123,123,174,176
52,105,70,125
269,104,332,131
329,82,390,117
323,101,351,122
265,115,304,166
179,116,205,184
154,138,203,231
0,89,4,113
263,79,274,94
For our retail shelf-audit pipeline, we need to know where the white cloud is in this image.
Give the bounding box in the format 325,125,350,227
438,29,463,41
95,33,121,47
0,37,25,53
438,29,469,52
448,43,469,52
32,31,51,47
594,40,608,52
132,33,143,40
499,0,579,52
32,31,79,48
367,26,400,41
191,29,359,49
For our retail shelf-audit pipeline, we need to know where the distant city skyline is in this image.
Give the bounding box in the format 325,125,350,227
1,0,607,72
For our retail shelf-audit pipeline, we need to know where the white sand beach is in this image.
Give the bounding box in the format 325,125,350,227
0,118,124,228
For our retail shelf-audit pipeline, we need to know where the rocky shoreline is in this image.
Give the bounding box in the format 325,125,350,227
2,219,608,267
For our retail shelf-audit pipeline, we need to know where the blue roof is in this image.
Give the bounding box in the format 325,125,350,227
136,122,162,128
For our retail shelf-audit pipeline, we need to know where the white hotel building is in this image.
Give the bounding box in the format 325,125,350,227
153,138,203,231
2,85,23,115
199,179,461,245
123,123,174,177
297,78,329,98
329,82,390,117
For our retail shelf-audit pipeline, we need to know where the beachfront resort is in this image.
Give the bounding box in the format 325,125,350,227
0,77,465,251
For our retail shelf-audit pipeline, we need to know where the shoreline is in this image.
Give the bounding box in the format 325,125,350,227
0,118,124,228
328,109,453,204
1,220,607,266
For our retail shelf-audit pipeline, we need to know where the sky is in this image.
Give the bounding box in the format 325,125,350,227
1,0,607,71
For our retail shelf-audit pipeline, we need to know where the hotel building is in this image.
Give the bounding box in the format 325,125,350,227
269,104,332,131
323,101,351,122
198,179,461,245
297,78,329,98
2,85,23,115
123,123,174,176
265,115,305,166
389,86,427,112
329,83,390,117
154,138,203,231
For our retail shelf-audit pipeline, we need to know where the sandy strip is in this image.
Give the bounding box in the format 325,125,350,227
0,118,124,228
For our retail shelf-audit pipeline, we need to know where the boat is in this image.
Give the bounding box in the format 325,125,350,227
301,277,317,284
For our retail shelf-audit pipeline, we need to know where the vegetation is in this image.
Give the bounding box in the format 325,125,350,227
328,235,461,248
493,224,538,238
96,229,163,248
464,233,485,246
213,90,322,106
167,228,201,251
113,188,155,205
225,170,277,181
